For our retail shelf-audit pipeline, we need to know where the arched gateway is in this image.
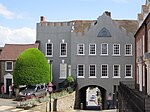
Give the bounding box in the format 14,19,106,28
74,85,107,110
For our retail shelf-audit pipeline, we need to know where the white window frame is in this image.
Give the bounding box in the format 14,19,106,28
77,64,85,78
77,43,85,55
113,44,120,56
46,42,53,57
125,64,133,78
89,43,96,55
125,44,132,56
89,64,96,78
113,64,120,78
5,61,13,71
60,42,67,57
59,63,67,79
101,64,108,78
101,43,108,55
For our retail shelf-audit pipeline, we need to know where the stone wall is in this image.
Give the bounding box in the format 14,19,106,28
55,92,75,112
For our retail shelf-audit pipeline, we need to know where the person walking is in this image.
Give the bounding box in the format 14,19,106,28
1,84,4,97
9,84,12,98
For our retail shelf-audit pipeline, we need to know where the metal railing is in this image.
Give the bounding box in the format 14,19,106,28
118,82,145,112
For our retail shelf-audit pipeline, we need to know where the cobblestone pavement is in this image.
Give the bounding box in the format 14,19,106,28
66,109,118,112
0,98,117,112
0,105,117,112
0,105,41,112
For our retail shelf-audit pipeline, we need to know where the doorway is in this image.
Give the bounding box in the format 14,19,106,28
6,79,12,94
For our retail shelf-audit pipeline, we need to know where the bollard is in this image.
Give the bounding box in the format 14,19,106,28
80,103,83,110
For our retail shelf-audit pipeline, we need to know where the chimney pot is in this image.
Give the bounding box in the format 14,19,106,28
105,11,111,17
40,16,45,22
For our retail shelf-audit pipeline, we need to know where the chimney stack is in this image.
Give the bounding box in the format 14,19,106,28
105,11,111,17
40,16,45,22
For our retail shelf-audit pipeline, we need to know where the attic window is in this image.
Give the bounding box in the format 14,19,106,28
97,27,111,37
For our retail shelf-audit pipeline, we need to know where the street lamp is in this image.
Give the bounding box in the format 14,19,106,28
48,59,53,112
48,82,53,112
49,60,53,80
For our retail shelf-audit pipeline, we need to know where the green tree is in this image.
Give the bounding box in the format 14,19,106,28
13,48,52,86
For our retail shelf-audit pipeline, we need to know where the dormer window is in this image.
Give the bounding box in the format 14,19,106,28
5,61,13,71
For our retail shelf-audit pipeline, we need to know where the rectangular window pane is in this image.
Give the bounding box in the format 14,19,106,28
77,44,84,55
113,65,120,77
47,43,52,56
125,44,132,55
89,44,96,55
126,65,132,77
61,43,67,56
113,44,120,55
89,65,96,77
77,65,84,77
101,43,108,55
60,63,67,78
101,65,108,77
6,62,13,71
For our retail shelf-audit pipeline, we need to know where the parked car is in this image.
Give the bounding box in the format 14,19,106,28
19,84,48,100
89,94,96,101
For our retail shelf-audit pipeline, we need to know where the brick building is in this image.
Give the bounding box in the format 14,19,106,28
118,0,150,111
0,43,39,94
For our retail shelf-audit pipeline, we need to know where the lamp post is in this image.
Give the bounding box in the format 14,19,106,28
48,59,53,112
48,82,53,112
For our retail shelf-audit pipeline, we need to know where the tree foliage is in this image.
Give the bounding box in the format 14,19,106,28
13,48,52,85
66,76,74,83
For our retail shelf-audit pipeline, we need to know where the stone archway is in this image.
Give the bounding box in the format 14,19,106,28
4,73,13,94
76,85,107,110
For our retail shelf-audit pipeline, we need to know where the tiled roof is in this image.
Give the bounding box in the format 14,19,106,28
72,20,95,33
0,43,39,61
114,20,138,34
72,19,138,34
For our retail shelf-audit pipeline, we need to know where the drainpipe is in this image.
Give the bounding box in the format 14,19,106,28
144,22,148,95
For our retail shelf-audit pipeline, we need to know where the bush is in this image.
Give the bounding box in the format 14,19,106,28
13,48,52,86
66,76,74,83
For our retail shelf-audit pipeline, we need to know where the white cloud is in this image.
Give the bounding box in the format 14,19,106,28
0,4,14,19
0,26,36,47
111,0,128,3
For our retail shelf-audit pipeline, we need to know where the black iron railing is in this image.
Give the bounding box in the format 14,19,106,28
118,82,145,112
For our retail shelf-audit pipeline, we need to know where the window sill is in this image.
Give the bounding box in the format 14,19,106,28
100,54,109,56
101,76,109,78
45,55,53,57
89,76,97,78
113,76,121,78
112,55,121,56
77,76,85,78
124,55,133,57
89,54,97,56
77,54,85,56
5,70,13,72
59,55,67,57
125,76,133,78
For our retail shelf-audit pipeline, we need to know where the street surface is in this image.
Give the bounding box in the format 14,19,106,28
0,98,117,112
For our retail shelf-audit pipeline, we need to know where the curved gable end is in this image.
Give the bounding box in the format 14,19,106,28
97,27,112,37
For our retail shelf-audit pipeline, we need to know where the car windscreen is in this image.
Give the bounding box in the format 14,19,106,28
27,85,36,90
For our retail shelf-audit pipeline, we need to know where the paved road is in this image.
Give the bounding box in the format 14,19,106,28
0,98,40,112
0,98,117,112
67,109,117,112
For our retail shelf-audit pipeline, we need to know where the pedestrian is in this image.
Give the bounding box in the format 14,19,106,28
9,84,12,97
11,83,15,96
1,84,4,97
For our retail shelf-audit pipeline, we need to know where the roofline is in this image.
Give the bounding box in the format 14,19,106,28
134,12,150,37
4,43,37,46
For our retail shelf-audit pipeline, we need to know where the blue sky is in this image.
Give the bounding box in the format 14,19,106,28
0,0,145,47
